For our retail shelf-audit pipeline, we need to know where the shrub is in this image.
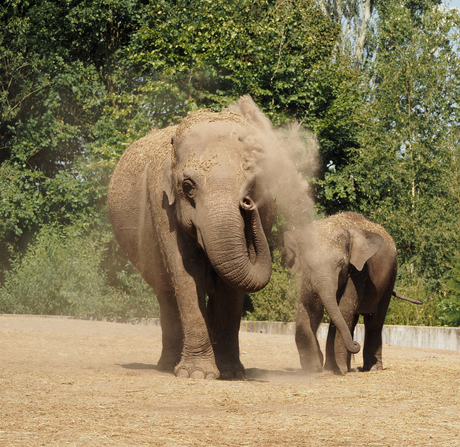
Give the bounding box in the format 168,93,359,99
245,248,299,322
0,225,159,319
438,254,460,327
386,263,442,326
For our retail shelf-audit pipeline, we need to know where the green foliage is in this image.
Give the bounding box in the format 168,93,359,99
386,263,443,326
246,249,299,322
130,0,340,122
0,0,459,326
323,1,460,296
0,0,152,277
133,0,363,185
438,254,460,326
0,225,159,319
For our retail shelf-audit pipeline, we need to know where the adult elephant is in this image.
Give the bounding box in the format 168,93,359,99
284,212,413,375
109,97,275,380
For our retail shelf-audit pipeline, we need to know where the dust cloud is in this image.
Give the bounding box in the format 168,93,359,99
226,95,318,230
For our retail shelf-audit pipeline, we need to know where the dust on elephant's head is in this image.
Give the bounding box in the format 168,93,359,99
285,214,385,278
162,109,265,238
157,106,274,294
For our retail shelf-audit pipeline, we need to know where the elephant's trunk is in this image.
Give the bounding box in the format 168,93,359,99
197,196,272,293
314,279,361,354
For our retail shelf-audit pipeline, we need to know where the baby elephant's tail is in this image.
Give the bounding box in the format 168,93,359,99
392,291,423,305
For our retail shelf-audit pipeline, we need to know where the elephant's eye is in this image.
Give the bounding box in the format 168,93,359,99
182,179,195,198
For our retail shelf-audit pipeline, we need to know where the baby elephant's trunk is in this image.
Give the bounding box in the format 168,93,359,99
315,279,361,354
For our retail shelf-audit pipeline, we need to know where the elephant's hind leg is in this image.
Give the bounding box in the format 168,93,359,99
361,258,396,372
156,289,183,372
362,299,389,371
296,297,324,373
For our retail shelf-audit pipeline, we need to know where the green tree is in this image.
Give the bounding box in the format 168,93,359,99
129,0,340,120
439,254,460,326
131,0,365,214
326,2,460,302
0,0,151,276
318,0,375,67
1,0,346,318
0,0,343,248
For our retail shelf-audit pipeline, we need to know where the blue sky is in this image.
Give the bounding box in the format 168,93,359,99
444,0,460,9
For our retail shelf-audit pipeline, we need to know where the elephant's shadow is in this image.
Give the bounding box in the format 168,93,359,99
118,362,159,371
244,367,309,383
118,363,308,382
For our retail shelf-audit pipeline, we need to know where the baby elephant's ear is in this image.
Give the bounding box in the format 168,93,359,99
283,231,301,276
162,138,175,206
349,228,384,271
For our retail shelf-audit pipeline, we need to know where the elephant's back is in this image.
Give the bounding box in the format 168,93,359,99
319,212,396,248
109,126,176,202
108,126,176,268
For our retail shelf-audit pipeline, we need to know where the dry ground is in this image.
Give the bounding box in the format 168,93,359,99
0,315,458,446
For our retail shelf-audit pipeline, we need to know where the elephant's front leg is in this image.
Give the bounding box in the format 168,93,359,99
173,281,219,379
328,281,359,375
328,315,360,375
296,296,324,373
170,249,220,379
207,279,245,380
324,323,338,372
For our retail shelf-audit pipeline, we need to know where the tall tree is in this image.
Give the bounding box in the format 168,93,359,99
130,0,340,123
318,0,374,67
0,1,150,259
0,0,344,273
335,1,460,287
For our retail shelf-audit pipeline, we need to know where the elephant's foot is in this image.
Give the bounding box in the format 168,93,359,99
325,352,350,375
360,362,383,372
299,351,323,374
157,350,181,372
216,358,245,380
323,356,338,373
329,359,348,375
174,357,220,380
333,366,347,375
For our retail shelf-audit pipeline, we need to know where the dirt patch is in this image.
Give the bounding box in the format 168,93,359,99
0,316,458,446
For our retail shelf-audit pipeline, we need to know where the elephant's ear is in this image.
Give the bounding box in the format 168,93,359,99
349,228,384,271
162,152,175,206
283,231,301,275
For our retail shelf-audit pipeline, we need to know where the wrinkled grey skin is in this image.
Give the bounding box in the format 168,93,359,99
109,107,274,380
284,212,397,375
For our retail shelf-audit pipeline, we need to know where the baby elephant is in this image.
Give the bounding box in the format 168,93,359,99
284,212,398,375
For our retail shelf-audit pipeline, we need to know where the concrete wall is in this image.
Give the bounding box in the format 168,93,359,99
239,320,460,351
2,315,458,351
239,320,297,336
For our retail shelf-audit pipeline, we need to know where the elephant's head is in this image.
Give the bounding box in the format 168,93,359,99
284,213,384,354
162,109,272,293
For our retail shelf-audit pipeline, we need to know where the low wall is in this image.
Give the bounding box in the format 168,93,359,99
239,320,460,351
1,315,458,351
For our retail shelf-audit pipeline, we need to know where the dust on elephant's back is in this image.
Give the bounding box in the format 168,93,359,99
108,126,177,278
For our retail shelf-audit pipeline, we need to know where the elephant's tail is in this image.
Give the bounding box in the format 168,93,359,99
392,291,423,305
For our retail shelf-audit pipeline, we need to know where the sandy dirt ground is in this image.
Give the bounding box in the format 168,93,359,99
0,315,459,446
